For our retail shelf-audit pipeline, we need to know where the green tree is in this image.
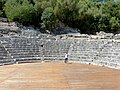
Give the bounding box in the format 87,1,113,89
2,0,120,33
41,7,56,31
4,0,35,24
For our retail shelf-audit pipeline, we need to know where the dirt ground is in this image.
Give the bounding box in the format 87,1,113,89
0,62,120,90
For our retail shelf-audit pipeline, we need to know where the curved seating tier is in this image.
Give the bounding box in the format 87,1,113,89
0,37,72,64
0,36,120,69
68,39,120,68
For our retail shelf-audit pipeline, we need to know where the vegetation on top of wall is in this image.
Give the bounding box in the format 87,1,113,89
0,0,120,34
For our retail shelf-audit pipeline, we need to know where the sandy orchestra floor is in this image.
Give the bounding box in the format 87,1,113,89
0,62,120,90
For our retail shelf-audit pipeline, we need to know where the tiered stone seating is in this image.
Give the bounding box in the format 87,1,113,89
69,39,120,68
113,42,120,68
69,39,111,64
42,40,59,61
0,36,72,64
69,39,98,64
0,34,120,69
0,39,14,65
91,39,110,65
96,41,120,68
43,40,71,61
1,37,43,63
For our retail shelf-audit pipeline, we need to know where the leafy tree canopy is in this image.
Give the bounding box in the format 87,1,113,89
0,0,119,34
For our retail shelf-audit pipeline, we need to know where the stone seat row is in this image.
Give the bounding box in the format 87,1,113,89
0,37,71,65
